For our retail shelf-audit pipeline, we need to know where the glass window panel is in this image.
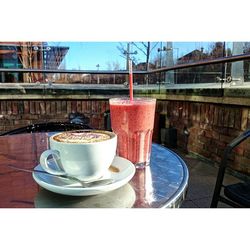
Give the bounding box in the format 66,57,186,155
0,41,250,87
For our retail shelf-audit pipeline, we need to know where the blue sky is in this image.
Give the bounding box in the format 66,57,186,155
48,42,131,70
48,42,227,70
56,42,124,70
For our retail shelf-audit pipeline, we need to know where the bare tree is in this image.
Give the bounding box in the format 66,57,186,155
106,61,121,84
117,42,159,70
14,42,44,83
131,42,159,71
106,61,120,70
117,42,159,84
116,42,139,69
18,42,35,82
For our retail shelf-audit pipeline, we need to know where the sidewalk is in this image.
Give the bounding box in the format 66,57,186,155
175,150,240,208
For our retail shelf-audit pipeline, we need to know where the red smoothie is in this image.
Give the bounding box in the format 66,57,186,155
109,97,156,167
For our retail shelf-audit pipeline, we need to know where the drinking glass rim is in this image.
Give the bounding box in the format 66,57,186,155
109,97,156,103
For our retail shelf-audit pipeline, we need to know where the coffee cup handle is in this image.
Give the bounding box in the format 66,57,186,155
40,149,66,176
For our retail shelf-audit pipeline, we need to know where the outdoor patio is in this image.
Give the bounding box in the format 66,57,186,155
176,148,240,208
1,4,248,250
0,41,249,210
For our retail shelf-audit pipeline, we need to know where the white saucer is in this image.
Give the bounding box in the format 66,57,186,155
32,156,136,196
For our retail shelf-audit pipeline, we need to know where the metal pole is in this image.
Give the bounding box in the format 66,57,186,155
41,43,44,82
176,48,179,84
96,64,100,84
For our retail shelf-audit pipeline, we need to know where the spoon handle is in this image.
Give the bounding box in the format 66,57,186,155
7,165,114,187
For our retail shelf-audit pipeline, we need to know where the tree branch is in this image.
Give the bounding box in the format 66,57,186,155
131,42,147,56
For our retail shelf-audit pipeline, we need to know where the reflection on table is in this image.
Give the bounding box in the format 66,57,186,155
0,133,189,208
35,183,136,208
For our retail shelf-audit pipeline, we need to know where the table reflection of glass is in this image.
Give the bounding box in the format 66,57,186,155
0,133,188,208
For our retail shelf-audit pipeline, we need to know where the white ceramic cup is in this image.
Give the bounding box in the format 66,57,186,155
40,130,117,181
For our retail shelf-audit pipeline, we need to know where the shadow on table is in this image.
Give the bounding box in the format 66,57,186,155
34,183,136,208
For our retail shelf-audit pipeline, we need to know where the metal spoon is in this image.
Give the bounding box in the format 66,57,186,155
7,165,114,188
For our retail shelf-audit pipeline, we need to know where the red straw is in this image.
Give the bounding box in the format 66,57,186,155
129,59,133,102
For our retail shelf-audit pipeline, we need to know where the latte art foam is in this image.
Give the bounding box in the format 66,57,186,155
53,131,111,143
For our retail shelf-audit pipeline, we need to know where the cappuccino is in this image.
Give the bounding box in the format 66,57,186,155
53,130,112,143
40,130,117,181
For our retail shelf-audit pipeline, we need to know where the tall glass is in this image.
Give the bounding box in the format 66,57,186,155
109,97,156,168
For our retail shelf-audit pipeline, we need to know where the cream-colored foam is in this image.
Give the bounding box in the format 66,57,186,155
54,131,111,143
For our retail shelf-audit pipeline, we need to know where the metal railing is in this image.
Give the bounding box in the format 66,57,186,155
1,53,250,87
1,53,250,75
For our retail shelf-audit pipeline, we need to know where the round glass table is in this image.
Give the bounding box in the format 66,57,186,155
0,133,189,208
